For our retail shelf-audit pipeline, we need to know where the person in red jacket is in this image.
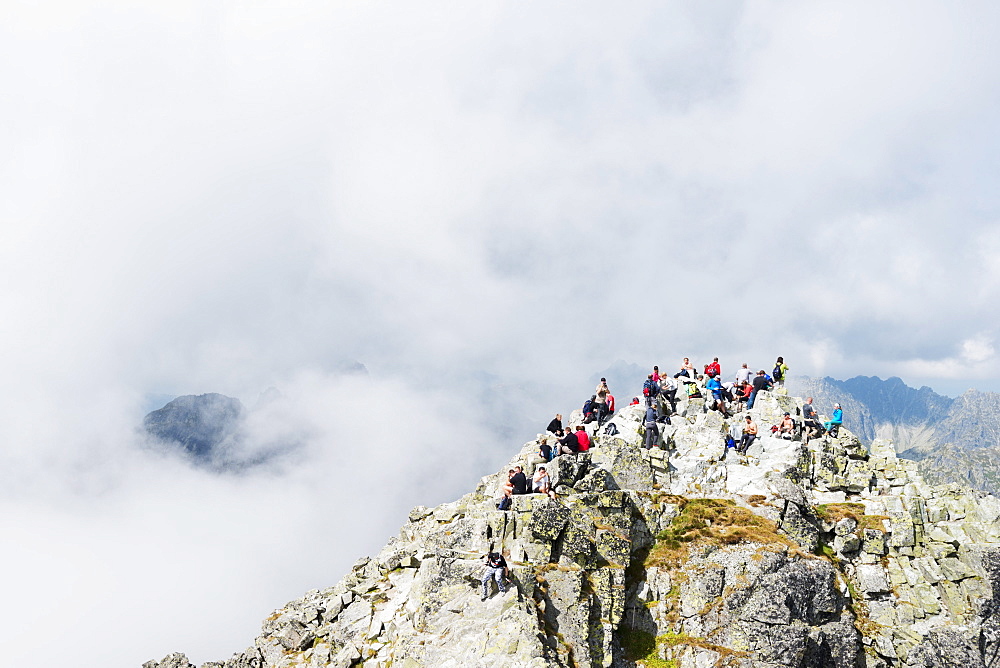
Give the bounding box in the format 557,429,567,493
704,357,721,378
575,426,591,452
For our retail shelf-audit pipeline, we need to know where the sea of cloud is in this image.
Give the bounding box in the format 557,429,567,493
3,2,1000,666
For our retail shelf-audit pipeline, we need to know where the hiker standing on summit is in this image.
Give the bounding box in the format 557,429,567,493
773,357,789,391
594,378,610,424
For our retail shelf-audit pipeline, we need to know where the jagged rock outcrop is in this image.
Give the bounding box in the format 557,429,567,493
144,390,1000,668
788,375,1000,495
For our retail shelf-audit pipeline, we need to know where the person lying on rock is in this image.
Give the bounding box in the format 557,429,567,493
481,551,509,601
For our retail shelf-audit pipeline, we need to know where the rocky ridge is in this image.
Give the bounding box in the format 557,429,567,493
787,375,1000,495
144,389,1000,668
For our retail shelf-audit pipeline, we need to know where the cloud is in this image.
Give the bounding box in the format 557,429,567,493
4,1,1000,665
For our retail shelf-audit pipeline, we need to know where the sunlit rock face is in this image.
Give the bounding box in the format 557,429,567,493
143,390,1000,668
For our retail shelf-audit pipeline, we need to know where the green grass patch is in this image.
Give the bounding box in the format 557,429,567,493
646,498,795,569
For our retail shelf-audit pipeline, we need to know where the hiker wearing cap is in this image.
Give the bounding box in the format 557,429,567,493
824,403,844,437
481,551,509,600
778,412,795,439
739,416,758,453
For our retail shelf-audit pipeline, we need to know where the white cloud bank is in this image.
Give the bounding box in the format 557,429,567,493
3,1,1000,666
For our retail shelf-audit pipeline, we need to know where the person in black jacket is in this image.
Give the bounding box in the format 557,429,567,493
546,413,564,436
482,551,508,600
747,370,771,409
510,466,529,495
558,428,580,455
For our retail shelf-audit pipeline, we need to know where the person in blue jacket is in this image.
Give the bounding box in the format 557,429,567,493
824,403,844,436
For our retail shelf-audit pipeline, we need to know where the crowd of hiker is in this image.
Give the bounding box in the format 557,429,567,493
484,354,848,600
505,354,846,499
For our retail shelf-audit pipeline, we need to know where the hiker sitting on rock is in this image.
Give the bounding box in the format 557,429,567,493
497,471,514,510
824,403,844,437
778,412,795,439
558,428,580,455
802,397,823,438
739,415,757,453
538,437,553,461
575,425,591,452
532,466,555,498
510,466,529,495
674,357,695,378
546,413,564,436
481,551,509,601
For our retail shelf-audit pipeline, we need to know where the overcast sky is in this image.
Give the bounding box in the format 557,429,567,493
3,2,1000,666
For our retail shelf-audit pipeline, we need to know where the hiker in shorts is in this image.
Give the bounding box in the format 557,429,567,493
482,551,509,600
778,412,795,439
773,357,789,390
739,416,757,453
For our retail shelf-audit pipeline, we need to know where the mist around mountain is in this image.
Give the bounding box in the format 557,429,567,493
787,375,1000,493
142,390,305,471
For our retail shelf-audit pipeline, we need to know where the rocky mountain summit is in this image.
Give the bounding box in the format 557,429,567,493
144,389,1000,667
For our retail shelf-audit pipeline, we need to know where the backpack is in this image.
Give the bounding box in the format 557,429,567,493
773,364,783,381
497,497,511,511
643,379,654,396
604,422,619,436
